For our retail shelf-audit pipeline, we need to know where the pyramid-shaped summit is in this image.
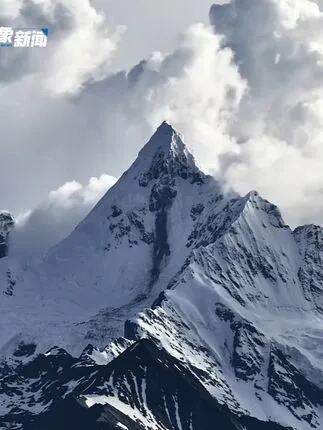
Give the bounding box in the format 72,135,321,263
139,121,187,158
41,121,215,326
77,121,208,214
134,121,206,188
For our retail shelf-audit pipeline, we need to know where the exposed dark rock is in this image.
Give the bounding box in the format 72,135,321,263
232,322,266,381
13,342,37,358
190,203,205,221
0,212,14,258
3,339,290,430
268,348,323,426
111,205,123,218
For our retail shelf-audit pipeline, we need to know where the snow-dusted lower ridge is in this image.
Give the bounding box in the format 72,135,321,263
1,122,323,429
0,339,287,429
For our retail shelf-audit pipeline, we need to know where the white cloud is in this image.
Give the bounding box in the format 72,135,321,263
91,0,226,72
98,23,247,172
69,4,323,228
42,0,125,95
2,0,323,232
12,174,117,256
141,24,247,172
46,174,117,208
209,0,323,226
0,0,23,19
1,0,124,95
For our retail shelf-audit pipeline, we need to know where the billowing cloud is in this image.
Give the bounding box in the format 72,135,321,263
110,0,323,227
136,24,247,172
42,0,125,95
0,0,124,94
75,23,247,173
0,0,23,19
209,0,323,226
12,174,116,256
0,0,228,220
92,0,225,71
0,0,125,216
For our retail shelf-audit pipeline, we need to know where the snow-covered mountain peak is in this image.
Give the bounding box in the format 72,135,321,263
17,122,217,346
240,191,288,229
139,121,185,158
135,121,205,188
294,223,323,244
293,224,323,260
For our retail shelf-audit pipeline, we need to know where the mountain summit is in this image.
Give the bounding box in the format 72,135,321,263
136,121,201,182
43,122,212,313
139,121,186,157
0,122,219,352
113,120,206,190
1,123,323,430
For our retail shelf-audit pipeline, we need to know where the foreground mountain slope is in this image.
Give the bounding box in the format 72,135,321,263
0,339,288,430
1,123,323,429
127,193,323,429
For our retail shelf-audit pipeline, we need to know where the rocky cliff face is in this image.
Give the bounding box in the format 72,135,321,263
0,211,14,259
0,123,323,429
0,338,288,430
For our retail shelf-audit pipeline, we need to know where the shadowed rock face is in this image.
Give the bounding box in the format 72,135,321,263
142,121,206,289
0,212,14,258
1,339,289,430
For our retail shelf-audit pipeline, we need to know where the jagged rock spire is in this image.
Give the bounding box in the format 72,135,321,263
0,211,14,258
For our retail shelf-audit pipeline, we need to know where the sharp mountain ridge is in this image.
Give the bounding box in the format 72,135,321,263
0,122,323,430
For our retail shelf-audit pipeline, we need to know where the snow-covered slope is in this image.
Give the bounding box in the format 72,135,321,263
43,120,212,309
1,122,323,429
0,122,223,354
127,193,323,429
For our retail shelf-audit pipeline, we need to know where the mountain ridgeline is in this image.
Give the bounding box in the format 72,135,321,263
0,122,323,429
